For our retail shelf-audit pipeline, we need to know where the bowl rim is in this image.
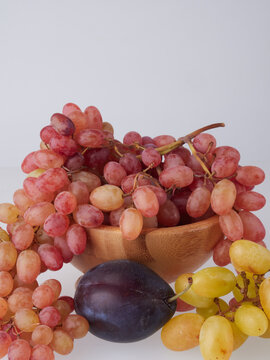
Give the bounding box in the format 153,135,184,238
88,215,220,235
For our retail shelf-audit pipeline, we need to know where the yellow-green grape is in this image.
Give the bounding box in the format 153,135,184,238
0,203,20,224
260,319,270,338
259,277,270,320
233,272,257,302
0,227,10,242
230,240,270,274
196,299,229,319
230,321,248,350
199,315,233,360
175,273,213,308
234,303,268,336
27,169,46,178
192,267,236,298
161,313,204,351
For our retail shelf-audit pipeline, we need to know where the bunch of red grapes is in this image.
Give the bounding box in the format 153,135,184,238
0,102,266,359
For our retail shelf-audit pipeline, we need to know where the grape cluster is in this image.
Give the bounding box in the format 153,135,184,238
161,240,270,359
0,102,267,359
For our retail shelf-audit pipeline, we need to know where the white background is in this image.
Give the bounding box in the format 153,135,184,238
0,1,269,359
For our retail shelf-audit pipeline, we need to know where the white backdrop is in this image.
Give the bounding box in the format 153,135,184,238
0,1,269,360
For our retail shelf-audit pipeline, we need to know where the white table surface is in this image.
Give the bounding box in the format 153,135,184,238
1,167,269,360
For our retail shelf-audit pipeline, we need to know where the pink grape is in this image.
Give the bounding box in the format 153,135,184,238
157,200,180,227
0,271,13,297
75,129,104,147
8,339,32,360
50,113,75,136
142,136,154,145
219,210,244,241
49,135,78,157
71,170,101,192
210,179,236,215
103,122,114,134
40,125,60,143
164,153,185,169
12,223,34,250
235,191,266,211
171,147,191,164
68,110,88,134
31,325,54,346
38,244,64,271
23,177,55,203
132,186,159,217
73,204,104,228
193,133,216,154
37,168,69,193
8,289,33,313
213,238,232,266
54,191,77,215
123,131,142,145
62,102,81,116
21,151,38,174
68,181,90,204
32,284,55,309
144,185,167,206
214,146,240,162
53,299,72,321
153,135,176,147
84,106,103,129
30,344,55,360
54,236,74,263
34,149,64,169
35,228,53,245
16,250,41,284
43,279,62,302
186,154,205,175
236,166,265,186
0,242,17,271
171,189,192,214
64,152,85,171
119,208,143,240
50,329,74,355
90,185,124,212
159,165,194,188
14,308,39,332
186,187,211,218
58,296,75,312
104,161,127,186
119,153,142,174
121,174,152,194
62,314,89,339
0,331,12,358
44,213,69,237
238,211,266,242
109,206,125,226
141,148,161,167
39,306,61,328
188,177,213,192
0,297,8,319
83,147,110,172
66,224,87,255
143,216,158,228
211,156,239,178
24,202,55,226
13,189,34,214
0,203,19,224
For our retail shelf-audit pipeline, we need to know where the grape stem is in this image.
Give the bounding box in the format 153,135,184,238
167,277,193,303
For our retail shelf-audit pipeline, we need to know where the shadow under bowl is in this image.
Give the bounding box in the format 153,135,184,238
71,216,222,283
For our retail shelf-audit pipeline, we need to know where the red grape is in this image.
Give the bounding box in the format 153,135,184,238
50,113,75,136
66,224,87,255
38,244,64,271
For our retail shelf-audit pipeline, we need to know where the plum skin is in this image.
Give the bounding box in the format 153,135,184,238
74,260,176,343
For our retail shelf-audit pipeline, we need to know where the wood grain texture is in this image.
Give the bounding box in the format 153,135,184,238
71,216,223,283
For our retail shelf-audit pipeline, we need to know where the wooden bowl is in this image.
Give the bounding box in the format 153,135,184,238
71,216,222,283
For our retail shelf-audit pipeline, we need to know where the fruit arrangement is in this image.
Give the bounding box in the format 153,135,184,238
0,102,268,359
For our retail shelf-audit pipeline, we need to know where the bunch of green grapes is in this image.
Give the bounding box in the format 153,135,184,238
161,239,270,360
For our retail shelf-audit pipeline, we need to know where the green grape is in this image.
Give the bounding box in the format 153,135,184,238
234,303,268,336
175,273,213,308
230,240,270,274
230,321,248,350
233,272,257,302
199,315,233,360
196,299,229,319
259,278,270,320
192,267,236,298
161,313,204,351
260,319,270,338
